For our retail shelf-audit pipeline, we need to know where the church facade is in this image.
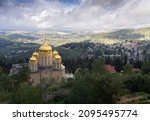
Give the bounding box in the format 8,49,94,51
29,40,65,86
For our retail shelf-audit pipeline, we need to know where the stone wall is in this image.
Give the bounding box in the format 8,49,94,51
29,68,65,86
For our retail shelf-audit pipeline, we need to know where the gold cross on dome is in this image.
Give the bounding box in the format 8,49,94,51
43,38,49,46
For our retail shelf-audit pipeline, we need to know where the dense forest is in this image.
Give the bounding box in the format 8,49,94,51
0,39,150,104
1,54,150,104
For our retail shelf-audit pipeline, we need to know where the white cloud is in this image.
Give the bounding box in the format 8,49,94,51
0,0,150,30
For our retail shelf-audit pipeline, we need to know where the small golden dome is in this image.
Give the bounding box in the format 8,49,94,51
39,40,52,52
55,55,61,61
33,51,39,56
53,51,58,57
29,56,37,61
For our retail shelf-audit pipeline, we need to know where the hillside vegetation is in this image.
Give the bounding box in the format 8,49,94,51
91,27,150,44
0,27,150,46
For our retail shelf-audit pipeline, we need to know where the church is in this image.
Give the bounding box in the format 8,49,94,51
29,40,65,86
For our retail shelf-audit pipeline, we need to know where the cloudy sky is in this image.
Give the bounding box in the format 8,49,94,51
0,0,150,30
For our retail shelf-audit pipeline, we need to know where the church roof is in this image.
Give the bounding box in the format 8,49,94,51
53,50,58,55
29,56,37,61
104,65,116,73
33,51,39,56
39,40,52,51
55,55,61,61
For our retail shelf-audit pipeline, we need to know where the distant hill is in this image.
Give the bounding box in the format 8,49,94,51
105,29,144,39
134,27,150,38
91,27,150,44
0,27,150,45
7,34,38,40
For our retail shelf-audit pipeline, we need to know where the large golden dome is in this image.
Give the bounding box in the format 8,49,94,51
39,40,52,52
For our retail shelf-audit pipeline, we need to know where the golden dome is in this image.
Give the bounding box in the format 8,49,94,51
55,55,61,61
32,51,39,56
39,40,52,52
53,50,58,55
29,56,37,62
53,51,58,57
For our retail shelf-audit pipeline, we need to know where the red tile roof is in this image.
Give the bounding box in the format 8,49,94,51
104,65,116,73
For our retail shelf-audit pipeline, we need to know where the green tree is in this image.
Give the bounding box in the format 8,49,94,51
123,64,133,74
91,73,124,103
91,57,106,74
0,66,3,75
11,82,42,104
0,73,14,91
113,57,123,72
143,74,150,93
0,90,11,103
11,66,30,87
65,68,94,104
123,74,144,93
142,61,150,74
65,58,125,104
